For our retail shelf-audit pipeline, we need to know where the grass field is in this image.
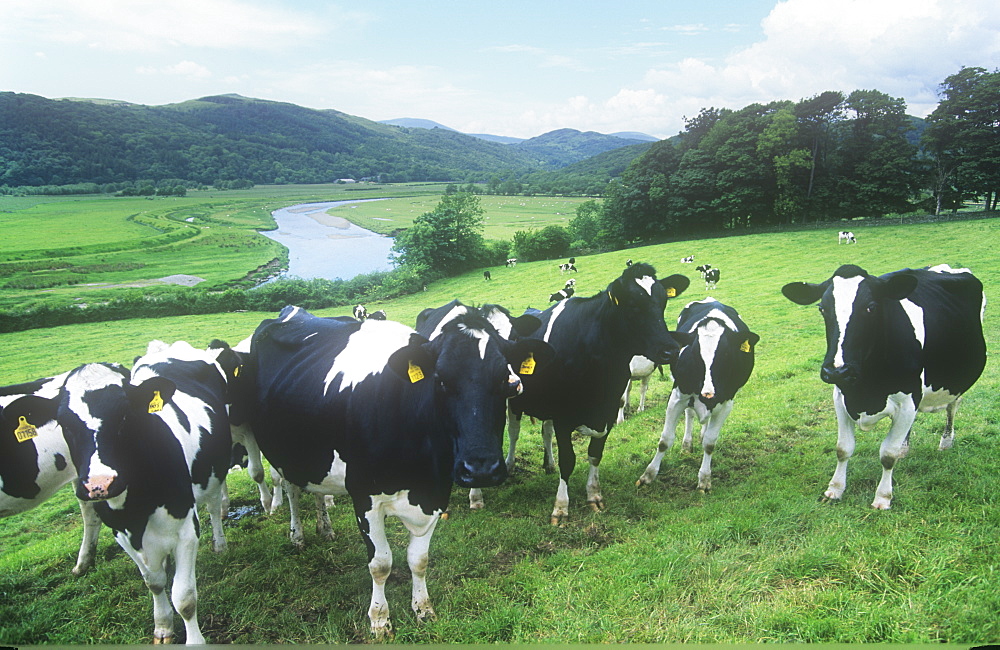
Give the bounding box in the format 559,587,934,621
1,212,998,644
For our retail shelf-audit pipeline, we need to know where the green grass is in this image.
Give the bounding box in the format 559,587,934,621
1,214,999,644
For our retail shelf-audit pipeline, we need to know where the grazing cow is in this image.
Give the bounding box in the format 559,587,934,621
26,341,235,644
0,371,104,576
241,305,551,637
354,304,368,320
616,355,661,424
636,299,758,491
564,278,576,289
838,231,857,244
483,270,492,281
681,256,695,264
559,262,578,273
506,258,518,267
782,264,986,509
549,286,575,302
368,309,387,320
507,263,690,524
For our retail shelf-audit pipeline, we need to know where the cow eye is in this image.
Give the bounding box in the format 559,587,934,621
866,303,878,314
817,305,825,315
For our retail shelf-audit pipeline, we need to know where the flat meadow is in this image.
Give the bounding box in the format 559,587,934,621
0,195,998,643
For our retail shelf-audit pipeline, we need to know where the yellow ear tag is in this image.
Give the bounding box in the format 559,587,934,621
407,360,425,383
666,287,677,298
519,352,536,376
14,416,38,443
740,340,751,353
148,390,164,414
233,365,241,378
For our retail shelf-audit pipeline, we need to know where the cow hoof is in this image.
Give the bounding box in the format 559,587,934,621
819,494,841,505
550,514,568,527
71,563,92,577
153,634,173,644
371,622,394,641
587,498,604,512
414,607,437,623
871,497,892,510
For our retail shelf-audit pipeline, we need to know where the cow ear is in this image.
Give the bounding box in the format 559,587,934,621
746,331,761,347
508,339,555,377
659,274,691,299
126,377,176,414
873,273,918,302
510,314,542,337
782,281,828,305
386,334,436,385
1,395,59,442
670,331,696,347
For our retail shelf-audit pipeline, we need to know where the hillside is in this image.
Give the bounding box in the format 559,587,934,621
0,93,650,189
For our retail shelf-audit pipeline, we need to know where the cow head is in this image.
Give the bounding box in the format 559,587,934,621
54,363,176,502
388,313,553,488
606,263,690,365
671,318,759,404
782,264,917,386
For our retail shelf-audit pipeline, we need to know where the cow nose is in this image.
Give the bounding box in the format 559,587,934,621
652,348,676,365
454,459,508,488
507,375,523,397
83,475,115,500
701,391,715,400
821,365,857,386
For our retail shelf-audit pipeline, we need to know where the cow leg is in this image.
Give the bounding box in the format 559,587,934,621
220,479,230,516
399,509,440,624
823,389,857,503
203,480,227,553
938,398,961,450
171,516,205,645
71,499,101,576
468,488,484,510
315,493,334,540
617,382,631,424
873,399,917,510
551,426,576,526
637,376,650,412
637,388,686,485
541,420,556,473
269,466,285,513
681,406,696,452
116,532,174,644
504,405,521,472
585,431,609,512
238,433,274,513
358,504,394,639
697,400,733,493
285,482,306,549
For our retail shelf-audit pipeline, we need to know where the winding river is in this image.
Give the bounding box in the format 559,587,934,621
262,200,394,281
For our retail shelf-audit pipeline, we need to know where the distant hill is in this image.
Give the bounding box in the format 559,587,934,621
0,93,653,189
379,117,458,131
610,131,658,142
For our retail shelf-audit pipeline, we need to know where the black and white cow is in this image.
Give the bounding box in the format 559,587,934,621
782,264,986,509
0,371,104,576
681,256,695,264
506,258,518,267
838,231,857,244
696,265,720,290
507,263,690,524
636,299,758,491
241,305,551,637
368,309,387,321
24,340,235,644
549,286,575,302
558,262,578,273
353,304,368,320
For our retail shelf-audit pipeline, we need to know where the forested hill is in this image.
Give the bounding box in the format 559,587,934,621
0,92,651,188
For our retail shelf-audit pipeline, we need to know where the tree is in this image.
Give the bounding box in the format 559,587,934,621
391,192,486,277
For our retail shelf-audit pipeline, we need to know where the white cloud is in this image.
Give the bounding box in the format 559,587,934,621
138,60,212,79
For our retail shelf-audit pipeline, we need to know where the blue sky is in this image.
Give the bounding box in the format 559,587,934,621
2,0,999,139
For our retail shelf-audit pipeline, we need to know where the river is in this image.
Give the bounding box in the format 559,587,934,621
262,200,394,281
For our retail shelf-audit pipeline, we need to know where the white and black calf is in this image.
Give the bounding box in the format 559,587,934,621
29,341,236,644
616,355,660,424
681,256,695,264
782,264,986,509
508,263,690,524
506,258,518,267
838,231,857,244
558,262,578,273
0,371,104,576
696,265,720,290
353,304,368,320
549,286,575,302
241,305,551,637
636,299,758,491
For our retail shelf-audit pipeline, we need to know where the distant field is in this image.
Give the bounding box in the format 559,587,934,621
1,215,998,644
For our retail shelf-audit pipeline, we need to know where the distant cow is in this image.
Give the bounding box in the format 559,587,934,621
782,264,986,509
703,267,720,290
626,259,633,267
240,306,551,637
559,262,578,273
506,258,518,267
354,304,368,320
368,309,387,320
0,370,104,576
549,286,575,302
483,270,492,281
25,340,235,643
838,231,857,244
681,256,695,264
564,278,576,288
507,263,690,524
637,299,758,492
616,355,661,424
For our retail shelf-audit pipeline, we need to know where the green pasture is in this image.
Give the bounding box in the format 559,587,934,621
1,215,999,644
